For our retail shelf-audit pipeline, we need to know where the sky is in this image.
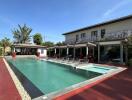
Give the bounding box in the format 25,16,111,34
0,0,132,43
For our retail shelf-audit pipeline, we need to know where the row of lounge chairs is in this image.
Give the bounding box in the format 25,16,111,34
45,55,94,67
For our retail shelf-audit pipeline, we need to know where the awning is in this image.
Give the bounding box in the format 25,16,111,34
47,42,96,49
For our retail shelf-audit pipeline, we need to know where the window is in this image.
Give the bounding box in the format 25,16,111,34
76,35,79,42
91,31,98,37
81,33,86,39
101,29,105,38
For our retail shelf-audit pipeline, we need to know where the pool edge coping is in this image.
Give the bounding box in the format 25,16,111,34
33,59,126,100
3,58,31,100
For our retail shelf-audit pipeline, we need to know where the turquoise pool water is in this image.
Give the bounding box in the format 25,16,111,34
80,65,115,74
7,58,102,95
86,66,112,74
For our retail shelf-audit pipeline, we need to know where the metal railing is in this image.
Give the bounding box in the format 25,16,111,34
64,30,132,44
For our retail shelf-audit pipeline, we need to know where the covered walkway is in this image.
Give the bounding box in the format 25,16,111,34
0,58,21,100
47,42,96,62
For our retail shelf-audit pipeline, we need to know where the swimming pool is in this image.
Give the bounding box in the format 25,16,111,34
6,57,125,99
6,58,102,99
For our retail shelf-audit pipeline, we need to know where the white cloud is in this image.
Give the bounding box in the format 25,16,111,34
102,0,132,18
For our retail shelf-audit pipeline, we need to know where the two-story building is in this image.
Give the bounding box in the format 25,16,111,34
62,15,132,64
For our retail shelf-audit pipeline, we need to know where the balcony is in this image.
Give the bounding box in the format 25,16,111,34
64,30,132,44
100,30,132,41
65,37,96,45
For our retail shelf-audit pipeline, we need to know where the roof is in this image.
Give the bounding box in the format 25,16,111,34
12,44,46,48
47,42,96,49
63,14,132,35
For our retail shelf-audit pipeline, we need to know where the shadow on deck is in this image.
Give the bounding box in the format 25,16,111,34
66,67,132,100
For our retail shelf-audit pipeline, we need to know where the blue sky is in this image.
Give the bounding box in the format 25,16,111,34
0,0,132,43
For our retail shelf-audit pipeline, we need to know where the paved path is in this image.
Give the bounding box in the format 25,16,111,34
0,58,21,100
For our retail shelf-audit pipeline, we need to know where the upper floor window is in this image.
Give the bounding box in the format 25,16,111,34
101,29,105,38
76,35,79,42
91,31,98,37
81,33,86,39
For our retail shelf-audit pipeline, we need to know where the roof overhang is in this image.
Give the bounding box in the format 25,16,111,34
12,44,46,48
98,40,121,45
63,14,132,35
47,42,96,49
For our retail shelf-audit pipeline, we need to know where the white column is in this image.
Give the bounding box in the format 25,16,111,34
120,44,123,64
67,47,69,56
86,46,88,56
13,48,15,52
55,48,56,54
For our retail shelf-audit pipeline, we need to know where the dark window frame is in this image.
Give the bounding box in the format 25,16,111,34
81,33,86,39
76,34,79,42
91,31,98,37
101,29,106,38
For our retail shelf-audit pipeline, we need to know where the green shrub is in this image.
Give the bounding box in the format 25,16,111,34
128,59,132,67
0,47,3,56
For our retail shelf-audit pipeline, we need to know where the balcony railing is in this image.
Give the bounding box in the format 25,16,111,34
64,30,132,45
102,30,132,41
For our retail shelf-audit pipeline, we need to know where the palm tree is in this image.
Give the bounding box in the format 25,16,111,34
0,37,11,54
12,24,32,43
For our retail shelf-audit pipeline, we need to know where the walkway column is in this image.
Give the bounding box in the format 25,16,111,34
54,48,56,57
86,45,88,58
98,44,100,63
120,44,123,64
13,47,15,52
67,47,69,56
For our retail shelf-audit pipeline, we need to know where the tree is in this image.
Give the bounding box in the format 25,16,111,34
42,41,54,47
0,37,11,54
12,24,32,43
56,41,65,46
33,33,43,45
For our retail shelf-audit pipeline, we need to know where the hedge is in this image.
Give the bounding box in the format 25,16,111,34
0,47,3,56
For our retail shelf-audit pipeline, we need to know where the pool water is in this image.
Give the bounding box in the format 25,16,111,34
86,66,112,74
79,64,115,74
7,58,102,95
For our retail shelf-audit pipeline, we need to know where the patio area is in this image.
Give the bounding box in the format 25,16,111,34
0,58,21,100
0,57,132,100
55,67,132,100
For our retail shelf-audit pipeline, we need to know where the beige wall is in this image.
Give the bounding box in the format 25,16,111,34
5,47,11,53
65,18,132,44
37,48,47,57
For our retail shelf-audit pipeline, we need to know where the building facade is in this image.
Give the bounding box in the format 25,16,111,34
63,15,132,64
12,44,47,57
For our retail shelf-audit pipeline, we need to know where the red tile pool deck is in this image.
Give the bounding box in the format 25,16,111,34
1,57,131,100
0,58,21,100
55,68,132,100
